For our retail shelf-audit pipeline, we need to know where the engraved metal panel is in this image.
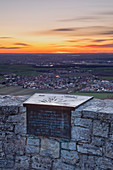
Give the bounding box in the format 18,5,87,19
26,105,71,139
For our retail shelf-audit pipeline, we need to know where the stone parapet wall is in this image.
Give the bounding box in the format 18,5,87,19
0,95,113,169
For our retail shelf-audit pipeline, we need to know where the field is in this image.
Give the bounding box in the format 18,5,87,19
72,92,113,99
0,85,113,99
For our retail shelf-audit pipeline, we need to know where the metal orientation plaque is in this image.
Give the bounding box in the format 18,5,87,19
26,105,71,139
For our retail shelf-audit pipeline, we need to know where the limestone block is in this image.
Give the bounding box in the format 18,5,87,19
27,137,40,146
82,110,98,119
26,145,39,154
104,140,113,159
74,118,92,128
4,137,25,155
40,138,60,158
7,114,25,124
61,150,79,165
97,157,113,169
1,106,18,115
15,123,26,135
0,141,2,152
80,155,98,170
93,120,109,138
0,131,5,139
32,155,52,170
53,160,75,170
77,143,102,156
15,156,30,169
71,110,82,118
4,123,13,131
61,142,76,150
19,106,26,113
0,160,14,168
92,136,105,147
71,126,91,143
98,112,113,122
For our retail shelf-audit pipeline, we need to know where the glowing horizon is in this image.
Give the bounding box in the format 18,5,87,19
0,0,113,53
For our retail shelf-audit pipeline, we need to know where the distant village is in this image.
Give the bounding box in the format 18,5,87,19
1,68,113,93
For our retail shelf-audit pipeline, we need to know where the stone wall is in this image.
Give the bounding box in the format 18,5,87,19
0,95,113,170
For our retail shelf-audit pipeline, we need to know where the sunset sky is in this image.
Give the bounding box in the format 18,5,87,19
0,0,113,53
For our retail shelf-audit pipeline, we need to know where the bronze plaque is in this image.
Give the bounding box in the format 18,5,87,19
26,105,71,139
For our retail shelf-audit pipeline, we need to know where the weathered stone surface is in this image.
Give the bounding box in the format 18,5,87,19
104,140,113,159
40,138,60,158
26,145,39,154
97,157,113,169
77,143,102,156
53,160,75,170
19,106,26,113
4,123,13,131
32,155,52,170
82,111,98,119
92,136,105,147
4,137,25,155
61,142,76,150
0,122,4,130
0,152,5,159
7,114,25,124
15,123,26,135
15,156,30,169
71,110,82,118
0,141,2,152
61,150,79,165
98,112,113,122
80,155,98,170
72,126,91,143
93,120,109,138
1,106,18,114
27,137,40,146
0,160,14,168
74,118,92,128
0,131,5,140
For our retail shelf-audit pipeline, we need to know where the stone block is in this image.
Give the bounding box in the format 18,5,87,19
15,156,30,169
98,112,113,122
92,136,105,147
4,123,13,131
7,114,25,124
0,141,2,152
27,137,40,146
77,143,102,156
80,155,98,170
40,138,60,158
53,160,75,170
74,118,92,128
0,152,5,160
82,110,98,119
4,137,25,155
26,145,39,154
19,106,26,113
93,120,109,138
0,131,5,139
71,126,91,143
104,140,113,159
61,150,79,165
71,110,82,118
97,157,113,169
0,160,14,168
61,142,76,150
1,106,18,115
15,123,26,135
32,155,52,170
